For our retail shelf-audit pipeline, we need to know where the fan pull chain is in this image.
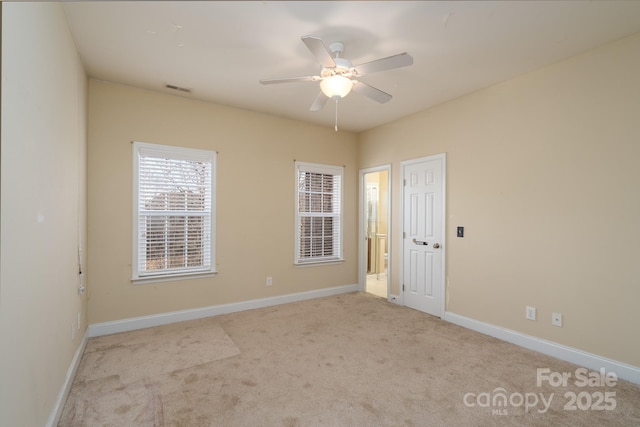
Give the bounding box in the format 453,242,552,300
334,99,339,132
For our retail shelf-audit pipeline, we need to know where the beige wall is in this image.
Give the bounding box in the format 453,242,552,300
87,80,358,323
359,32,640,367
0,3,88,426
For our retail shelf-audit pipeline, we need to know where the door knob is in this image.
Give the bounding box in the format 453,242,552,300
433,243,440,249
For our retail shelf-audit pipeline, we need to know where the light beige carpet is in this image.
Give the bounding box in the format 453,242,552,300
62,321,240,425
59,292,640,426
76,321,240,384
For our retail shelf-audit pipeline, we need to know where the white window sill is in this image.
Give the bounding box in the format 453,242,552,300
132,270,217,285
294,259,345,268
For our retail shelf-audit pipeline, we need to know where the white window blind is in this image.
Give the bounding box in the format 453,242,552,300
133,142,216,281
295,161,343,264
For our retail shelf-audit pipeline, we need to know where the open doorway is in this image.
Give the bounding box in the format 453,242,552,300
360,166,390,299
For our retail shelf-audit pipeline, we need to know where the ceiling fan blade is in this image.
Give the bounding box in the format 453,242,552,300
260,76,321,85
301,36,336,68
352,81,392,104
354,52,413,75
309,92,328,111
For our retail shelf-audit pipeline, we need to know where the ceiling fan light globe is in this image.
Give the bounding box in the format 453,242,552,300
320,75,353,99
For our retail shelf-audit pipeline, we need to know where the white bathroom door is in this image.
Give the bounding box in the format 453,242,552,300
402,154,445,317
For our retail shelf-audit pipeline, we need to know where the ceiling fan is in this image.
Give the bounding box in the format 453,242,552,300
260,36,413,114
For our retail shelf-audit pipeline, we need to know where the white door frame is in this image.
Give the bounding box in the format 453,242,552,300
399,153,446,316
358,165,392,298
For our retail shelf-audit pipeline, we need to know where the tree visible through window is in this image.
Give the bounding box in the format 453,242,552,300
295,162,343,264
133,142,216,281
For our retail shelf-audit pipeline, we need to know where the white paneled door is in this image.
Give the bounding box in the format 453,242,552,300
402,154,445,317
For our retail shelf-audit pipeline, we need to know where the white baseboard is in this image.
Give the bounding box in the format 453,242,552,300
444,311,640,386
88,284,359,337
45,330,88,427
387,294,401,305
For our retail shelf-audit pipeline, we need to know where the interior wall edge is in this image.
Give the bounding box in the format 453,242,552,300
88,284,359,338
44,331,89,427
445,311,640,386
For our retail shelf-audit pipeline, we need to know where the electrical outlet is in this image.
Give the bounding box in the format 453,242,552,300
266,277,272,286
526,306,536,321
552,312,563,327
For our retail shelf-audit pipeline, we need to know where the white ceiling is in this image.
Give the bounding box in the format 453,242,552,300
62,1,640,133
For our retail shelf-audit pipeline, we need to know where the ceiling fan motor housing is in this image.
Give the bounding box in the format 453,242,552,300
321,57,355,78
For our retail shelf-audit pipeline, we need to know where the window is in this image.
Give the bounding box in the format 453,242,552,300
133,142,216,282
295,161,344,264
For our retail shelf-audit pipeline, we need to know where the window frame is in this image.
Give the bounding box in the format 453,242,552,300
294,161,344,266
132,141,216,284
